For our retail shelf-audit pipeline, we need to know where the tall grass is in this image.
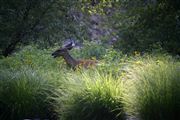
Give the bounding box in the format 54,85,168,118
0,68,57,120
0,45,180,120
53,70,125,120
123,59,180,120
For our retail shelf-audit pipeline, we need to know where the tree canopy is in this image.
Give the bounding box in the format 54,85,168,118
0,0,180,56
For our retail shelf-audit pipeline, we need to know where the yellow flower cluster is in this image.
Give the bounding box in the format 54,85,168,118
134,51,140,56
134,61,143,65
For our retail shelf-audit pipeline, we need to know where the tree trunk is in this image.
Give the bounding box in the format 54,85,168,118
2,32,23,57
2,1,56,57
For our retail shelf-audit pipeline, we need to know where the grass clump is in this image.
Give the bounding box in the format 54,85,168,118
123,59,180,120
54,70,125,120
0,68,57,120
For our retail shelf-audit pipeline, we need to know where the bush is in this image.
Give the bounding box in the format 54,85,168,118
123,59,180,120
71,42,107,59
0,68,57,120
0,45,66,71
54,70,125,120
112,0,180,55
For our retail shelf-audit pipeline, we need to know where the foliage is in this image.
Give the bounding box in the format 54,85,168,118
0,2,180,120
123,58,180,120
0,46,54,69
0,68,57,120
1,0,180,57
0,45,180,120
53,70,125,120
80,0,117,15
110,0,180,55
71,41,107,59
0,0,84,56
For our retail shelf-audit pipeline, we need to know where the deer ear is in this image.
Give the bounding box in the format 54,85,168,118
65,41,75,50
67,46,73,50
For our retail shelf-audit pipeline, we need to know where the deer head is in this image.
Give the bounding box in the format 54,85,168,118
51,42,74,58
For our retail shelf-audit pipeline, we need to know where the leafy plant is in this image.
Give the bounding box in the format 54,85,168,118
71,41,107,59
111,0,180,55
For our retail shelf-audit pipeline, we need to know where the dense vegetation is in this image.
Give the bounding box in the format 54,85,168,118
0,0,180,120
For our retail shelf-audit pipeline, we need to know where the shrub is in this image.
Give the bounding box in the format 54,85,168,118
123,59,180,120
0,68,57,120
71,41,107,59
0,45,66,71
54,70,125,120
111,1,180,55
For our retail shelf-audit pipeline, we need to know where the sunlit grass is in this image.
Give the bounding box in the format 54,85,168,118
123,59,180,120
53,70,125,120
0,68,57,120
0,45,179,120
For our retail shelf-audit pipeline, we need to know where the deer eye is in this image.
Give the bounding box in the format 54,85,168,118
56,49,62,52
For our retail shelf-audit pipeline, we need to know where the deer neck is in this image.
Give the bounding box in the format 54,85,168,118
62,52,77,68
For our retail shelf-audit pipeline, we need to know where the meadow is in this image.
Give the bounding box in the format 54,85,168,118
0,45,179,120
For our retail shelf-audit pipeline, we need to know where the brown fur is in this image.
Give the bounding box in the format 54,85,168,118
52,43,98,69
76,60,98,69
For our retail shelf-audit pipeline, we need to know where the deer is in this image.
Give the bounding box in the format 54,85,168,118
51,42,98,69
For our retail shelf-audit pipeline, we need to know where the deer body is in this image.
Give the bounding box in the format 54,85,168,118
52,42,97,69
76,59,98,68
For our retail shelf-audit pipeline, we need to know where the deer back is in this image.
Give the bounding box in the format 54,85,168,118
76,59,98,69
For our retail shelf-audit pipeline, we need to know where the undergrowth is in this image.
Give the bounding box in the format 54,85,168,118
0,45,179,120
0,68,57,120
123,59,180,120
53,70,125,120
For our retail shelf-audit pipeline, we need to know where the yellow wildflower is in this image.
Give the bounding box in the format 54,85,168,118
134,51,140,56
